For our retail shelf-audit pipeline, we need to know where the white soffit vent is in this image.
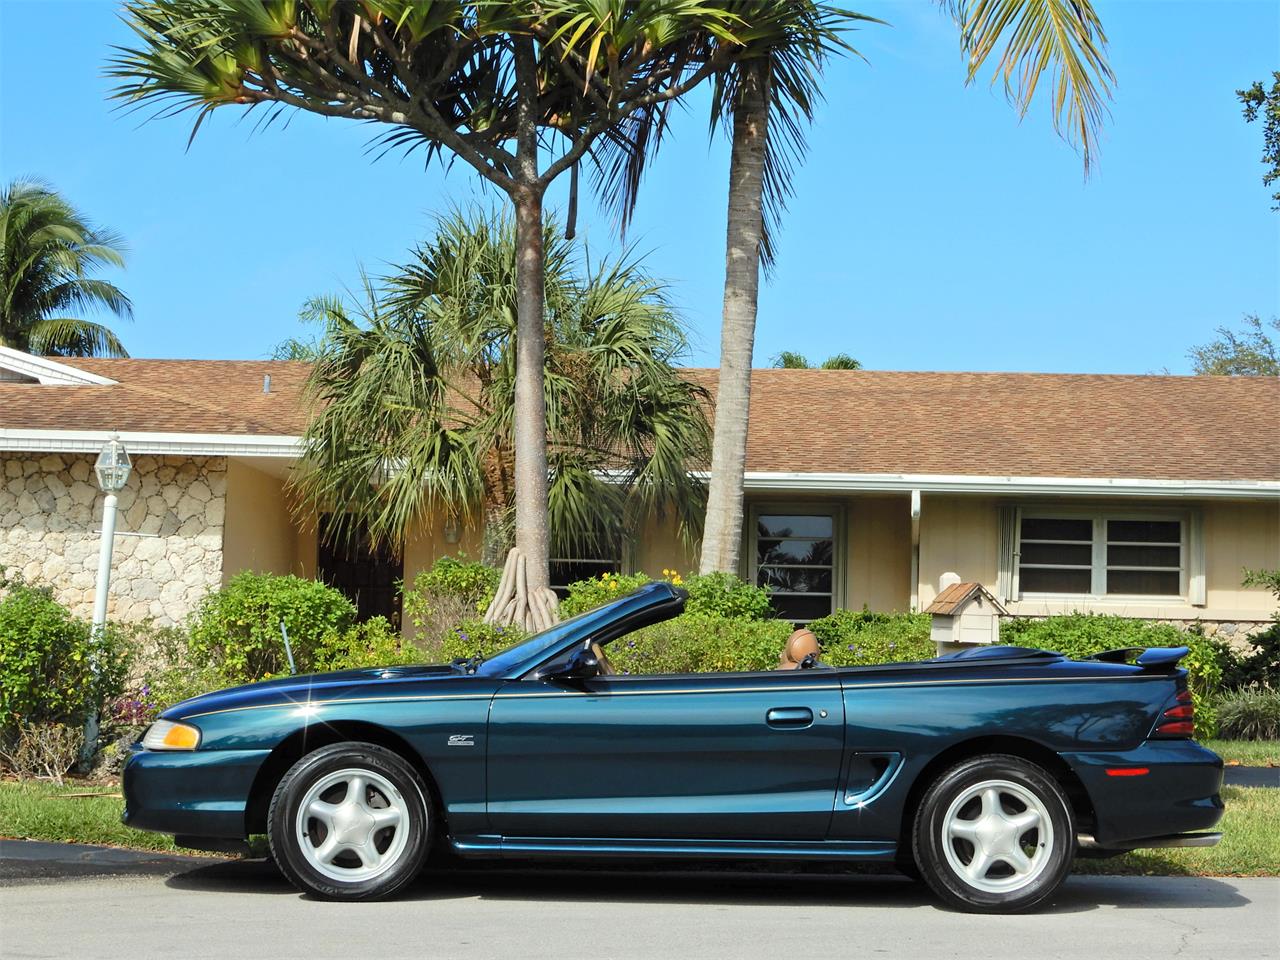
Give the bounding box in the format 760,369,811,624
0,346,118,386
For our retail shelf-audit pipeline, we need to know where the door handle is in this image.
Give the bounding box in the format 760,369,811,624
766,707,814,728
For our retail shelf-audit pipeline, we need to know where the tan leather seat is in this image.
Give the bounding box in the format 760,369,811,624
777,628,821,670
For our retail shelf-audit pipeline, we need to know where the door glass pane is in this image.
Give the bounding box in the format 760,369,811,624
1108,520,1180,543
768,593,833,624
1019,567,1092,594
1020,542,1092,566
758,566,834,593
1107,570,1180,595
754,512,835,624
758,515,833,539
1020,517,1092,541
1107,544,1180,568
757,538,834,566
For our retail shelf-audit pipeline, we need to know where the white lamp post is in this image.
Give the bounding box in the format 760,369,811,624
80,433,132,767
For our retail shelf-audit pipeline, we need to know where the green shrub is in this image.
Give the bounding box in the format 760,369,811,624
608,614,794,674
425,618,529,664
682,572,772,620
1001,614,1223,738
559,569,772,621
315,617,418,671
808,608,934,666
1216,688,1280,740
403,555,501,633
0,581,130,731
559,571,653,617
186,573,356,683
1216,622,1280,691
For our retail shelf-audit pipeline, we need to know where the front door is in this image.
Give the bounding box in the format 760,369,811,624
317,514,403,627
486,670,845,840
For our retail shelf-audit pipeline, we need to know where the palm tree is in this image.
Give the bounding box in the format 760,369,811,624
603,1,1113,574
771,351,861,370
110,2,738,600
0,179,132,357
290,209,709,571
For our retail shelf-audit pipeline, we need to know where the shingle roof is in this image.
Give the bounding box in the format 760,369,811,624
924,581,1007,616
679,368,1279,482
0,359,312,436
1,360,1276,482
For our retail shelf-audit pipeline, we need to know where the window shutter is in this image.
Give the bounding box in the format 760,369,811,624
1188,510,1206,606
997,505,1019,602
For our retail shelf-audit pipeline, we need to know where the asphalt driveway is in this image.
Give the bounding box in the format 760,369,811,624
1,845,1276,960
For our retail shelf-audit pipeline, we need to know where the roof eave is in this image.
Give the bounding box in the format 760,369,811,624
738,470,1280,500
3,430,1277,500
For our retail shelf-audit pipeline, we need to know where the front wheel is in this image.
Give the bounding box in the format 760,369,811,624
912,754,1074,913
268,742,431,901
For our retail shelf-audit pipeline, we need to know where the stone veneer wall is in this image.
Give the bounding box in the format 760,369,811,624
0,454,227,626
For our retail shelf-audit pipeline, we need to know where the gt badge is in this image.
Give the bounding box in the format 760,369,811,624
447,734,475,747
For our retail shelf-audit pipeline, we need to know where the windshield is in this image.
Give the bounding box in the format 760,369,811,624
473,587,676,678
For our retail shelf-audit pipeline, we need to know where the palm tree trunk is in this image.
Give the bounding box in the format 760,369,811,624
511,35,552,595
699,61,770,575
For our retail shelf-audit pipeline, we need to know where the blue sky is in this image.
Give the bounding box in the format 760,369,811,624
2,0,1277,373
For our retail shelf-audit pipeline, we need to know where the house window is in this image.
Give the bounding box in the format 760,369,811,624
1017,513,1185,599
752,511,838,624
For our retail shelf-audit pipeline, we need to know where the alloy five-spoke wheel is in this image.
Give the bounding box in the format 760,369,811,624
269,742,431,901
913,755,1074,913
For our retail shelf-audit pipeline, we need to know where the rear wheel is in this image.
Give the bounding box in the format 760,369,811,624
912,754,1074,913
268,742,431,901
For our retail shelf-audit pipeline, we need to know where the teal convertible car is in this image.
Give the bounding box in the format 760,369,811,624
124,582,1223,912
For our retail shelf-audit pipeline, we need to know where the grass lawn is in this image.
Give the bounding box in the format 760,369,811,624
1205,739,1280,767
2,780,1276,877
1074,786,1279,878
0,780,176,852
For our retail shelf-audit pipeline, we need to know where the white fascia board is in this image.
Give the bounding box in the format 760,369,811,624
0,428,303,458
0,347,117,385
737,471,1280,500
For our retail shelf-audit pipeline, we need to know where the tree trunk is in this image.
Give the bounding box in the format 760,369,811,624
699,61,770,575
510,35,552,595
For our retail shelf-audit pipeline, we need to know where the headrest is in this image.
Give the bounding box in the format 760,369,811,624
781,628,820,667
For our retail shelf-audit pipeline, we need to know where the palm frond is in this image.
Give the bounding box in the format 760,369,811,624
942,0,1114,172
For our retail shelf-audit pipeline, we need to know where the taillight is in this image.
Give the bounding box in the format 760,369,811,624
1152,689,1195,738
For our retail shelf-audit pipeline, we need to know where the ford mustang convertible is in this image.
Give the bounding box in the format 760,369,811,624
123,582,1223,912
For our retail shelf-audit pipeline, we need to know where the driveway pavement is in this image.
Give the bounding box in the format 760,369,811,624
1,849,1276,960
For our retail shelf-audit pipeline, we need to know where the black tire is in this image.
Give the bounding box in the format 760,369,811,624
911,754,1074,913
268,741,432,901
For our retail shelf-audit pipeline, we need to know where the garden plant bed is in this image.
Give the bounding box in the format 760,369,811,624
3,779,1276,878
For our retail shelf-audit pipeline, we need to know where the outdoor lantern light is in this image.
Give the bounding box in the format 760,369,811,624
94,433,132,492
82,433,131,769
443,513,461,544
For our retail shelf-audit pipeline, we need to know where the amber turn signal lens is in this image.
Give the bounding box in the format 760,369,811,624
142,720,200,751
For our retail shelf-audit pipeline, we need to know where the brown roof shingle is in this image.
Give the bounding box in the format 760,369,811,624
1,360,1276,482
679,369,1279,482
0,359,311,436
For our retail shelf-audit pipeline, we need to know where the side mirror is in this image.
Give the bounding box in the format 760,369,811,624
542,644,601,681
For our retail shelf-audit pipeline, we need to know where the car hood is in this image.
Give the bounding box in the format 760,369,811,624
162,662,465,720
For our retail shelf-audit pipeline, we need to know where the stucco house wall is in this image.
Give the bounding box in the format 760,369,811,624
0,453,226,626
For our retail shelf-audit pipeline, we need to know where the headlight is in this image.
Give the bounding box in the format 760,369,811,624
142,720,201,751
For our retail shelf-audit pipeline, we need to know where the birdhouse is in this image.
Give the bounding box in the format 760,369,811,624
924,573,1007,654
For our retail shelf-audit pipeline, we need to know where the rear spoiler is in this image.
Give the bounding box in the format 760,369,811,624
1087,646,1189,671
